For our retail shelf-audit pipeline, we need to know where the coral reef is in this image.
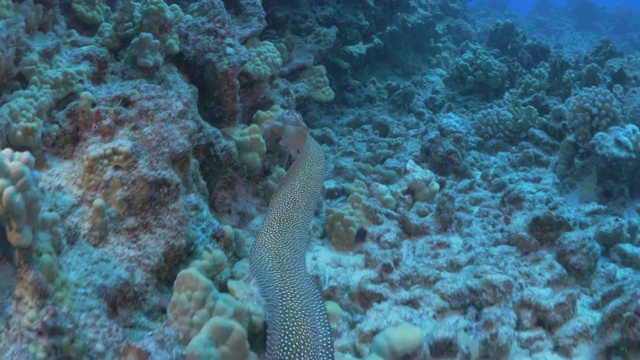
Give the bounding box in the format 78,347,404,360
1,0,640,359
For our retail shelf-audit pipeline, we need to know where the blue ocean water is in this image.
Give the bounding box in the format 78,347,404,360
470,0,640,15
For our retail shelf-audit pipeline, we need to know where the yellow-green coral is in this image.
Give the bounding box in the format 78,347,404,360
172,245,265,342
90,198,108,237
1,55,85,152
225,279,265,337
78,91,94,112
167,267,257,340
252,104,285,126
185,317,257,360
369,182,396,210
477,103,543,141
72,0,105,26
325,301,342,330
140,0,183,54
354,161,398,184
37,212,74,307
130,32,164,68
1,87,50,150
367,323,424,360
98,0,182,57
510,104,542,138
189,247,228,282
400,160,439,202
261,166,286,200
295,65,335,102
566,86,622,143
325,180,370,251
445,41,508,99
223,124,267,175
0,149,41,248
37,211,62,250
242,38,283,81
325,183,368,251
82,140,136,191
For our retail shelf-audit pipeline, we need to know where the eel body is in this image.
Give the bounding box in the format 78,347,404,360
249,130,334,360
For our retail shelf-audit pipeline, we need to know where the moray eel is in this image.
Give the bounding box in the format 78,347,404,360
250,127,334,359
